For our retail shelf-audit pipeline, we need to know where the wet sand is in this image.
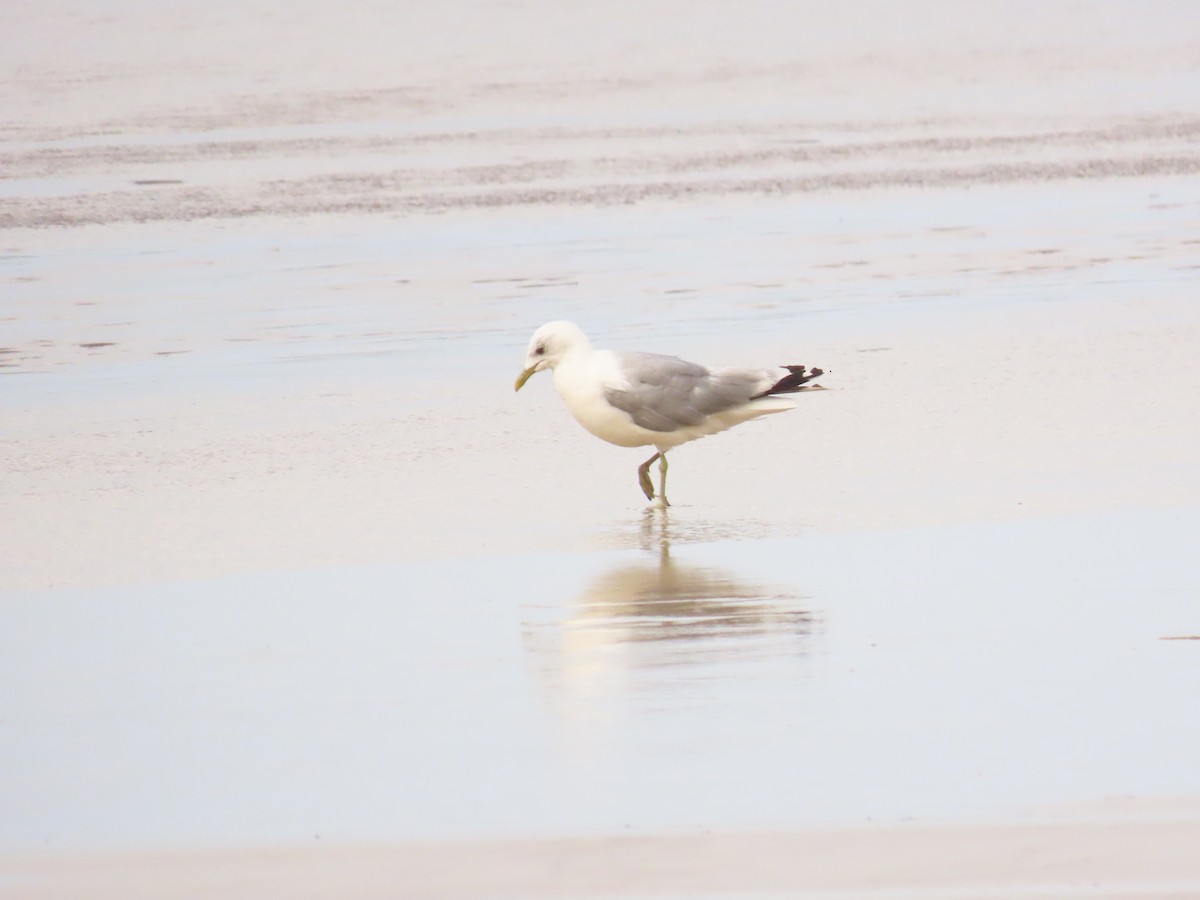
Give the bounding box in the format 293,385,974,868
8,807,1200,900
4,0,1200,896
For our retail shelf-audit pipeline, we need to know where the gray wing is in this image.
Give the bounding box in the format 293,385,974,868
603,351,766,432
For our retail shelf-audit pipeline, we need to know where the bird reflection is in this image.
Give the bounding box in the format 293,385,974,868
523,508,817,715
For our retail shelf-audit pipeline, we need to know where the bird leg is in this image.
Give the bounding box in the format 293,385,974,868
658,453,670,508
637,452,661,502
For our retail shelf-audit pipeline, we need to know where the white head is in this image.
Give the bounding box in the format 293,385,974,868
514,321,591,391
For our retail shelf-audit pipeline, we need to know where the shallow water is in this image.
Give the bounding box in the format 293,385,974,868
3,0,1200,875
3,506,1196,851
4,175,1198,409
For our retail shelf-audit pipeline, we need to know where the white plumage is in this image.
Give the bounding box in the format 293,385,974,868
514,321,825,506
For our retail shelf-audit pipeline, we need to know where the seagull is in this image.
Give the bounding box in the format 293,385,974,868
514,321,824,506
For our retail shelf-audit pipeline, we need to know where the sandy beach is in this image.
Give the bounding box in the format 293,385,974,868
3,0,1200,896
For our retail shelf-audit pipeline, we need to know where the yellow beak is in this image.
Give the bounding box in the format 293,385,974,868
514,365,538,392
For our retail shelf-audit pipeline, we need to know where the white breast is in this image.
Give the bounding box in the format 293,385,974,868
552,349,660,449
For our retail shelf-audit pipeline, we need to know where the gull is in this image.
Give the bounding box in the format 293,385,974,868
514,321,824,506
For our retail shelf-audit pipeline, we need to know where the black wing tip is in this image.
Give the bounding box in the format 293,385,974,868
752,364,826,399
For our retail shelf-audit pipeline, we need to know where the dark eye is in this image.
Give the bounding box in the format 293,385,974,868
535,345,545,356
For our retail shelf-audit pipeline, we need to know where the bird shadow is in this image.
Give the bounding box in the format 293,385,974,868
522,506,819,715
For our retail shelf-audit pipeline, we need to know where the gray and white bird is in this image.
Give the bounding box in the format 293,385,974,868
514,321,824,506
